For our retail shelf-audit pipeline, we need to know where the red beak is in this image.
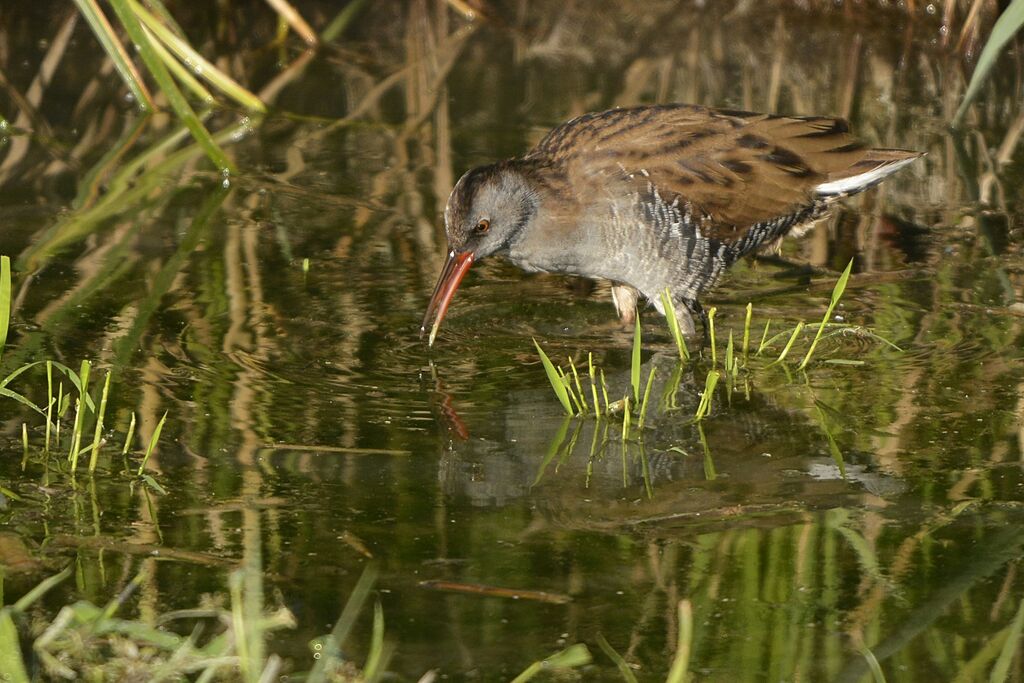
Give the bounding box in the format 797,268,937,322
421,250,475,347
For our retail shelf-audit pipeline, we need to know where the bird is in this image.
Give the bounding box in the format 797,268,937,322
421,103,922,346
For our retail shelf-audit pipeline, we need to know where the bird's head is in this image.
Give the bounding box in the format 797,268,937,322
421,162,540,346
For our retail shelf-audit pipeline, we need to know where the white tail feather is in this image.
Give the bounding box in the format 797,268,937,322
814,156,919,197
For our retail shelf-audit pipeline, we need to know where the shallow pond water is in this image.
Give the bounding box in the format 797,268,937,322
1,1,1023,680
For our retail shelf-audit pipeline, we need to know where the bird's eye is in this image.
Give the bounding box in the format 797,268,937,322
474,219,490,235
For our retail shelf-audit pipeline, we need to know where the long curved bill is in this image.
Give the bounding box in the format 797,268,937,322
421,250,475,347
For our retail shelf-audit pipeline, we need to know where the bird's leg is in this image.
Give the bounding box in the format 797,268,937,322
682,298,711,346
611,283,639,326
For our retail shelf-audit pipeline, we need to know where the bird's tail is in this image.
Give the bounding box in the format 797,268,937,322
813,149,923,198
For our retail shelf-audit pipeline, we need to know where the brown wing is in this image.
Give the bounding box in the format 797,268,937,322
528,104,901,242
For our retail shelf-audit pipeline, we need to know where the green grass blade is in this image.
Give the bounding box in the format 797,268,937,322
741,302,752,363
990,597,1024,682
773,322,805,365
72,0,155,111
122,412,137,455
138,411,167,475
130,0,266,112
694,370,720,422
707,307,718,367
954,0,1024,125
557,365,585,415
107,0,234,171
322,0,370,42
309,565,378,681
532,416,571,487
362,600,386,682
798,259,853,370
68,360,92,472
621,396,631,443
725,330,735,376
0,611,30,683
631,315,642,402
637,367,657,430
568,356,588,413
534,339,574,415
600,369,611,415
660,289,690,360
596,634,639,683
0,387,45,415
0,255,10,362
510,644,592,683
88,372,112,472
45,361,53,451
142,25,215,105
12,567,73,613
859,646,887,683
666,599,693,683
588,352,601,418
756,319,772,356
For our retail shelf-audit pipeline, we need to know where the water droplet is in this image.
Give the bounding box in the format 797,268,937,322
939,25,949,36
926,3,936,14
221,178,231,189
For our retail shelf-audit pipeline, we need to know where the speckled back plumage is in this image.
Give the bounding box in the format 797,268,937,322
424,103,921,343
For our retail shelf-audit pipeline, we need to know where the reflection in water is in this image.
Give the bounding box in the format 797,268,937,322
0,0,1022,679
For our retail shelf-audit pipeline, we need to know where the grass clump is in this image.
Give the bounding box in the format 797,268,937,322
0,255,165,487
535,260,892,428
0,563,391,682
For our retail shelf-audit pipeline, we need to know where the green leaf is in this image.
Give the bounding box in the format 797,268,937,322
954,0,1024,126
72,0,155,111
596,634,639,683
798,259,853,370
534,338,574,415
0,611,30,683
106,0,235,171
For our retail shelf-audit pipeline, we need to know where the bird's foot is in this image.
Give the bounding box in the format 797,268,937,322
611,283,639,327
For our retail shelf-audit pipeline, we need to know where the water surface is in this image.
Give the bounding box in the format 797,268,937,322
1,1,1023,680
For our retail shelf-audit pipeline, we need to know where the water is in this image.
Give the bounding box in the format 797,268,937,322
1,1,1023,680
